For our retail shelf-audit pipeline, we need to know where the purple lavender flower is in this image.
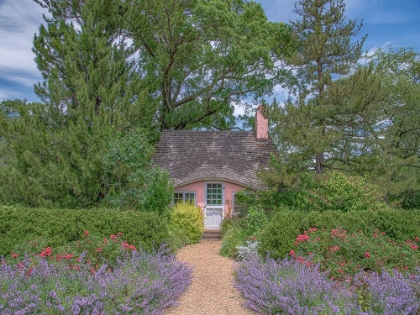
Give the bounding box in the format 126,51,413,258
0,245,192,314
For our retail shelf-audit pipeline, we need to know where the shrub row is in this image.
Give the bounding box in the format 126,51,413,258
0,205,169,256
259,209,420,259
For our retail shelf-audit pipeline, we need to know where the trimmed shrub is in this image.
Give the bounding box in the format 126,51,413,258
170,202,204,244
0,205,169,256
259,209,420,259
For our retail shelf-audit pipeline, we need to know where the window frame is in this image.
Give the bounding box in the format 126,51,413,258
173,191,196,205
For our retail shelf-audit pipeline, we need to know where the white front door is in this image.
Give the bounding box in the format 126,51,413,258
205,183,223,230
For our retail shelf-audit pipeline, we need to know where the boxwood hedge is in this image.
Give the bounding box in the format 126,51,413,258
0,206,169,257
259,209,420,259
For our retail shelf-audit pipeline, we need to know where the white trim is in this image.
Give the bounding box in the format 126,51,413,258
173,190,196,205
204,182,224,230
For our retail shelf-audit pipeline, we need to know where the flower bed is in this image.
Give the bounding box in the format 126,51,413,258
235,256,420,314
292,228,419,280
0,232,192,314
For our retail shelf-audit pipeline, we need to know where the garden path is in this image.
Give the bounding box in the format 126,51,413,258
164,240,256,315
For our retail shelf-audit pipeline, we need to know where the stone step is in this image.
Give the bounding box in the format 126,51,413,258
202,230,221,240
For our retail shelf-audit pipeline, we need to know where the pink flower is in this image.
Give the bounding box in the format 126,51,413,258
11,253,18,259
296,234,310,242
290,250,296,258
96,247,102,253
410,244,418,250
329,246,340,252
84,230,89,235
308,227,318,233
110,234,117,240
117,232,123,236
364,252,371,258
103,238,109,244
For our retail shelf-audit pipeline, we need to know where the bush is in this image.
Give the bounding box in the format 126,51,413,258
170,202,204,244
244,206,268,236
0,205,169,257
292,228,419,280
259,209,420,259
241,171,389,212
220,223,247,258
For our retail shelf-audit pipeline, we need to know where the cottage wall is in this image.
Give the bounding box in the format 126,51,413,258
175,180,245,216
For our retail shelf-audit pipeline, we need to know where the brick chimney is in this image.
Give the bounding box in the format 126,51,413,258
255,105,268,140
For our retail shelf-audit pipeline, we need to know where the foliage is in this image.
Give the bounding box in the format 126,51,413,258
269,0,366,175
126,0,294,130
354,269,420,314
170,202,204,244
244,206,268,236
0,0,156,208
235,256,361,314
220,222,248,258
292,228,419,280
0,205,169,257
0,246,192,314
258,209,420,260
236,240,259,261
296,172,388,212
102,128,173,213
235,255,420,314
8,231,141,270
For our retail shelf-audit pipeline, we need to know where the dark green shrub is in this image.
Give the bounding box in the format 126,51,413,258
0,205,169,256
170,202,204,244
259,209,420,259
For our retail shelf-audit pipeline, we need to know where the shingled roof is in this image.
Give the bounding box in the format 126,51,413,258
153,130,276,190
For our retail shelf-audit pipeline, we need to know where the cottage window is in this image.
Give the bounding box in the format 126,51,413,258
173,191,196,205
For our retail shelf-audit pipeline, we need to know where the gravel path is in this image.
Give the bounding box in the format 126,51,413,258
164,240,256,315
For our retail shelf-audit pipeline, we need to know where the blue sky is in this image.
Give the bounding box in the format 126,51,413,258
0,0,419,103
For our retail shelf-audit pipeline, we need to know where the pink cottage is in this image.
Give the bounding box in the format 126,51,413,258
153,105,275,230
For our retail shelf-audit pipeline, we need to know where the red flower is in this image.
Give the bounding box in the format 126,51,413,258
296,234,310,242
328,246,340,252
110,234,117,239
364,252,371,258
84,230,89,235
11,253,18,259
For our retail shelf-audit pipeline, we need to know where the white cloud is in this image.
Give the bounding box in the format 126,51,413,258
0,0,46,82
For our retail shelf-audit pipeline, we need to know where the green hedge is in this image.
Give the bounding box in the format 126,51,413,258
259,209,420,259
0,206,169,256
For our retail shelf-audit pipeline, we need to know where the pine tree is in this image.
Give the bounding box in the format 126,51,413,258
0,0,155,207
269,0,367,175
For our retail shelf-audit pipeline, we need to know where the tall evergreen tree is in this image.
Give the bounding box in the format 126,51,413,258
268,0,367,178
0,0,155,207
